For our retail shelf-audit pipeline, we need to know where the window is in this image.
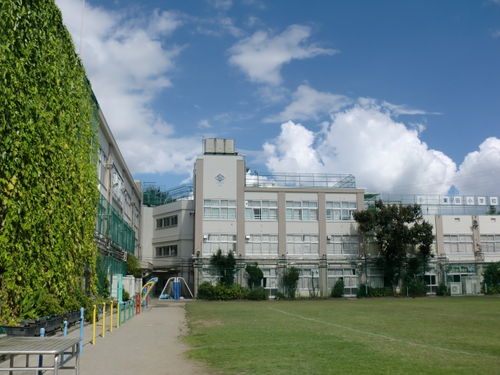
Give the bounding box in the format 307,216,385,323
156,245,177,257
245,200,278,221
263,269,278,295
326,201,356,221
245,234,278,255
364,235,379,256
367,267,384,288
98,149,107,183
203,199,237,220
286,234,319,255
327,269,358,296
297,269,320,292
444,235,473,253
156,215,178,229
285,201,318,221
327,235,359,255
202,234,237,255
481,235,500,253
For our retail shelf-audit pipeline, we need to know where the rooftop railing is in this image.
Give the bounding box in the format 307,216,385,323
245,172,356,189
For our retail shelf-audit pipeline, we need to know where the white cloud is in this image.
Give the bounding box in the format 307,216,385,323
264,85,352,122
263,101,458,194
228,25,338,86
198,119,212,129
209,0,233,11
263,121,324,173
381,101,441,116
56,0,200,175
452,137,500,195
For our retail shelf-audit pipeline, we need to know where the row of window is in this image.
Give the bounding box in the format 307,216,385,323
480,235,500,253
156,245,178,257
202,233,359,256
156,233,500,256
204,199,357,221
156,215,178,229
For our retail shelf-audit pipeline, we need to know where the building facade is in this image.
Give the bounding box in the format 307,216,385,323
95,107,143,293
140,139,500,298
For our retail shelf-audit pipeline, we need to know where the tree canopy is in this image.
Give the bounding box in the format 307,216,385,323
483,261,500,293
246,263,263,289
353,200,434,290
210,249,236,286
282,267,300,298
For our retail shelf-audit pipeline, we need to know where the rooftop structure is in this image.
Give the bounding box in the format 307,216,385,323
366,194,499,216
245,172,356,189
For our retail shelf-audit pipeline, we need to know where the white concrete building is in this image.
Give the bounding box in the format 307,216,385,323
94,107,143,293
140,139,500,298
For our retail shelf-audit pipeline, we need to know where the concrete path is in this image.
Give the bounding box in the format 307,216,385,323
0,300,210,375
73,300,209,375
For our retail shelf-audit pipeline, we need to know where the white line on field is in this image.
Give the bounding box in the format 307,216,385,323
269,307,500,360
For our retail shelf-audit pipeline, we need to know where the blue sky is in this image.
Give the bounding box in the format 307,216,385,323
56,0,500,196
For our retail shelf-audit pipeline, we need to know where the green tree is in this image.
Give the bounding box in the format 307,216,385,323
331,278,345,298
483,262,500,293
353,200,434,292
210,250,236,286
0,0,98,323
282,267,300,298
246,263,263,289
126,254,142,278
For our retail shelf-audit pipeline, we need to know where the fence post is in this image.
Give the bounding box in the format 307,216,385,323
116,301,120,328
80,308,84,354
62,321,68,362
92,305,96,345
102,302,106,338
110,301,113,333
38,328,45,375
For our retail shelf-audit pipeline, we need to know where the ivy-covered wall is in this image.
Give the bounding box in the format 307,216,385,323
0,0,99,323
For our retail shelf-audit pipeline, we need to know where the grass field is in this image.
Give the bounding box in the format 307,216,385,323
183,297,500,375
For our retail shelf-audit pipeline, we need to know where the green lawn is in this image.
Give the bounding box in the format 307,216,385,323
183,297,500,375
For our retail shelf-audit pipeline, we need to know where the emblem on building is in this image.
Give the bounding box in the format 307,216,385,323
215,173,225,182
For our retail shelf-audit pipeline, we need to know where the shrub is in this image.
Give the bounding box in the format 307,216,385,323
357,284,394,298
196,283,266,301
331,279,345,298
403,279,427,297
210,250,236,286
484,262,500,293
126,254,142,278
122,290,130,302
214,283,247,300
247,287,269,300
436,283,449,296
484,284,500,294
246,263,264,289
198,282,216,300
282,267,300,299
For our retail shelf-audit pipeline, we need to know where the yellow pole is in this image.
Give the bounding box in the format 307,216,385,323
116,301,120,328
102,302,106,338
110,300,113,333
92,305,96,345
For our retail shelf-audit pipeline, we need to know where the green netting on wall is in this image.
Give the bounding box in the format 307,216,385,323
96,253,126,296
96,194,135,255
